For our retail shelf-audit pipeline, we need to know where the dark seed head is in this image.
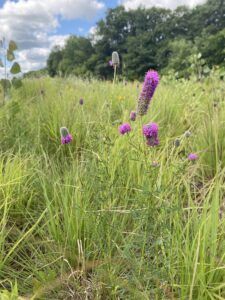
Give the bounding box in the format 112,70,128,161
174,139,180,147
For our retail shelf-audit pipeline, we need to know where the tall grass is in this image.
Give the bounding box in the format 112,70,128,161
0,75,225,299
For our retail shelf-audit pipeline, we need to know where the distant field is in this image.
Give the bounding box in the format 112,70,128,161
0,76,225,299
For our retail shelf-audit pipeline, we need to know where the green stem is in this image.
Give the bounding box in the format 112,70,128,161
113,65,117,85
3,37,7,105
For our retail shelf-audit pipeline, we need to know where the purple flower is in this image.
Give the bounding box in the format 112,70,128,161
143,122,159,146
130,111,136,121
188,153,198,161
60,127,73,144
119,123,131,135
137,70,160,116
61,134,72,144
109,60,113,67
143,122,158,137
79,98,84,105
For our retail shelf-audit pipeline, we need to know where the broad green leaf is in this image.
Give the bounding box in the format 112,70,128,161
7,49,15,61
9,40,18,51
10,62,21,74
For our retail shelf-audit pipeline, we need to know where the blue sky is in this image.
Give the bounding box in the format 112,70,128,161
0,0,206,74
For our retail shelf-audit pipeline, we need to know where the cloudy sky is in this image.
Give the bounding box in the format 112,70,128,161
0,0,206,75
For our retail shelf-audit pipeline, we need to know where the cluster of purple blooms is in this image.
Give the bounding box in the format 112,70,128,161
118,120,159,147
118,70,160,147
116,69,198,161
143,122,159,146
60,67,198,162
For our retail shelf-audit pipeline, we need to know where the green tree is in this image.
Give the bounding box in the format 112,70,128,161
47,46,63,77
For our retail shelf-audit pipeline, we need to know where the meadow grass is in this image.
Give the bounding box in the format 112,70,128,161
0,75,225,299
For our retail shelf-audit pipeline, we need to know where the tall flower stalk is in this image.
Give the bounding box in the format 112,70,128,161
112,51,120,84
137,70,159,116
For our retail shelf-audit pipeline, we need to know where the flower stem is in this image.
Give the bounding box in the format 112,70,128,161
113,65,117,85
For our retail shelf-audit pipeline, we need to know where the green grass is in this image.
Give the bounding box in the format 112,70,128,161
0,75,225,299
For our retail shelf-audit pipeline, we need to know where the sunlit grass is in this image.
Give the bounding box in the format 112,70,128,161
0,76,225,299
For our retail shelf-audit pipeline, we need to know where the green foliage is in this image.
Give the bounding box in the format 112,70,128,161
196,29,225,68
11,78,23,89
0,75,225,298
47,37,94,77
10,62,21,75
46,0,225,80
162,39,196,78
47,46,63,77
0,38,22,103
24,68,48,79
0,282,19,300
7,49,15,62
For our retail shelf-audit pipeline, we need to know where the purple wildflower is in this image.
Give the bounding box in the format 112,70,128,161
130,111,136,121
109,60,113,67
188,153,198,161
143,122,159,146
79,98,84,105
60,127,72,144
137,70,160,116
119,123,131,135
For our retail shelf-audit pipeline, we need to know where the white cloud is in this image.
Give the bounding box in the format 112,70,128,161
0,0,105,76
43,0,105,20
17,35,69,72
120,0,206,10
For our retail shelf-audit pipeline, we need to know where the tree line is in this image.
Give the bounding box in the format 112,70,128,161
46,0,225,80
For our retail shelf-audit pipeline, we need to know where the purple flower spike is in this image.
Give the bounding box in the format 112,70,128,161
79,98,84,105
188,153,198,161
137,70,159,116
119,123,131,135
130,111,136,121
143,122,159,147
60,127,73,144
